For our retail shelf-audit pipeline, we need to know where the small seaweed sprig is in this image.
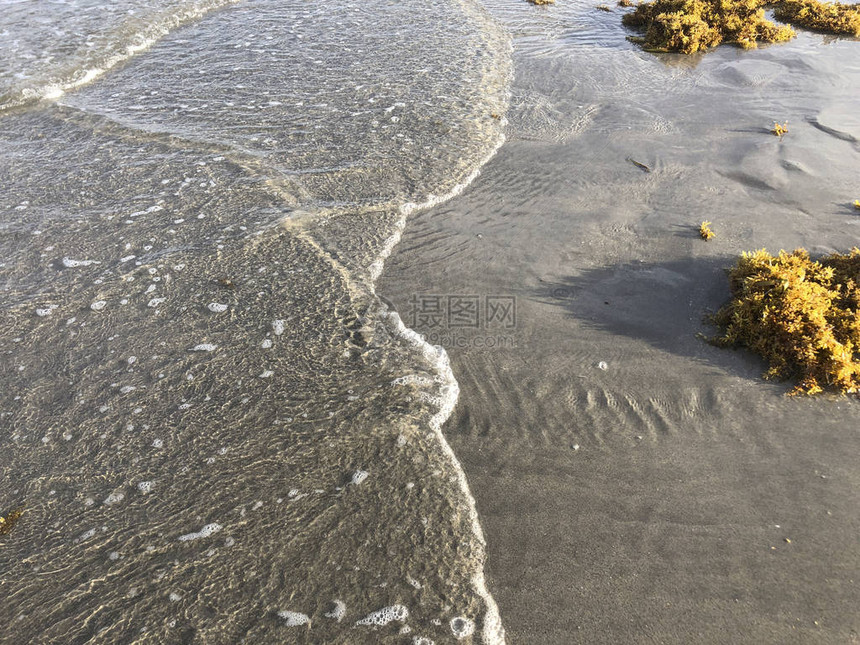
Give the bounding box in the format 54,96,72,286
0,506,24,537
699,221,716,240
772,122,789,137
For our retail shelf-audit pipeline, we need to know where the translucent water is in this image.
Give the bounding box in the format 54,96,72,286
0,0,511,641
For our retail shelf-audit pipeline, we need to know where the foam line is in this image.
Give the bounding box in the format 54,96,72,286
1,0,241,113
362,2,512,638
385,310,505,644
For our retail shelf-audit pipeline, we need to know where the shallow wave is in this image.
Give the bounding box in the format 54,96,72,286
0,0,240,112
0,0,513,640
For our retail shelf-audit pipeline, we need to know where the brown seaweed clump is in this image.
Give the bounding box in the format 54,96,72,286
528,0,555,5
711,248,860,395
622,0,796,53
0,506,24,537
773,0,860,37
772,121,789,137
618,0,636,6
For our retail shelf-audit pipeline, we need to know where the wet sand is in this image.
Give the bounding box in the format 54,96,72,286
379,15,860,644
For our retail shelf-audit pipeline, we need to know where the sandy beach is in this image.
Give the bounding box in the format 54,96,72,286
2,0,860,641
379,8,860,642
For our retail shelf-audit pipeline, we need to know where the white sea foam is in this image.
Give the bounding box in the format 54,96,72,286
62,257,100,268
190,343,217,352
178,523,222,542
295,45,510,636
2,0,243,112
355,604,408,627
384,309,503,643
277,610,310,626
103,491,125,506
367,131,507,286
324,599,346,622
76,528,97,542
369,122,509,643
451,616,476,639
207,302,228,313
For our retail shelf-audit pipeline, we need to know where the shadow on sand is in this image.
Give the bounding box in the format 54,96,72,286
533,255,777,384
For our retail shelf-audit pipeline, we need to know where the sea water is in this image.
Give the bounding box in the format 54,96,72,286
0,0,511,642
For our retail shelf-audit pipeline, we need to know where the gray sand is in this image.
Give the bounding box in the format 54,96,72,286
379,10,860,643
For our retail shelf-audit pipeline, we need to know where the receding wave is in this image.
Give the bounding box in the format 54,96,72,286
0,0,240,112
0,0,512,641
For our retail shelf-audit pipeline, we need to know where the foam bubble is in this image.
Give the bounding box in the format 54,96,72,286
355,605,408,627
62,257,100,268
178,523,222,542
77,528,96,542
207,302,228,313
147,297,166,308
137,481,154,494
190,343,217,352
277,610,310,626
350,470,369,486
103,491,125,506
272,319,286,335
90,300,107,311
450,617,475,639
324,600,346,622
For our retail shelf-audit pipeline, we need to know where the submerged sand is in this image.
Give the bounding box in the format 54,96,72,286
379,6,860,642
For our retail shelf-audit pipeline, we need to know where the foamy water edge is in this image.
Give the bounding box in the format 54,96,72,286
374,128,509,643
1,0,240,113
365,2,513,638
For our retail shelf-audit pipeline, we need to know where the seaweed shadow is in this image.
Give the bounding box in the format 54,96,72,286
535,256,772,381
